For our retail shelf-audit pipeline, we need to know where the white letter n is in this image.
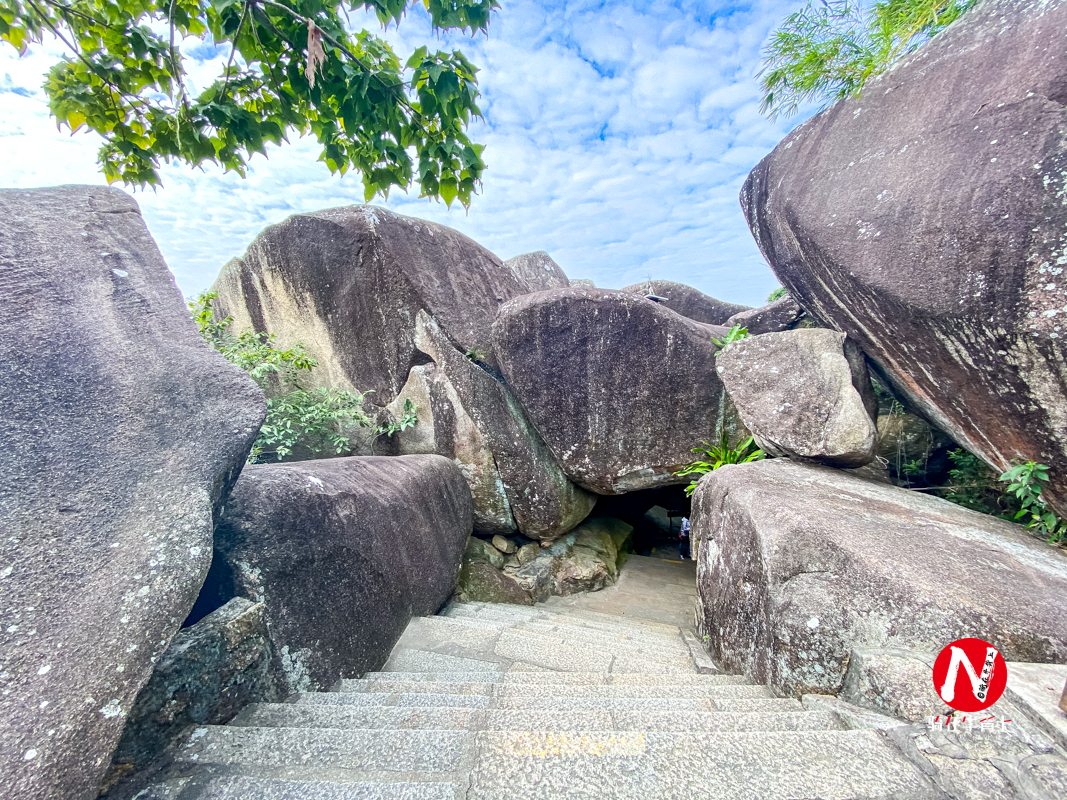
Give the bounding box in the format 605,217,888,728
940,646,996,702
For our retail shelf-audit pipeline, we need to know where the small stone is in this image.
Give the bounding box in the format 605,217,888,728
492,535,518,555
516,543,540,566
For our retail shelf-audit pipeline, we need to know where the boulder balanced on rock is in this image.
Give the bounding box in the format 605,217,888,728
212,205,530,402
212,455,472,692
692,459,1067,699
0,186,265,800
505,250,570,293
493,287,726,494
715,329,878,467
619,280,749,325
384,312,595,539
740,0,1067,514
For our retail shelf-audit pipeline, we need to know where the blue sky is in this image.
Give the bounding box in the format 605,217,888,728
0,0,810,306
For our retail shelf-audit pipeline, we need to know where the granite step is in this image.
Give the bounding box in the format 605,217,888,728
177,726,471,774
444,604,686,637
232,703,484,730
446,605,684,639
331,679,758,699
230,704,842,733
143,774,458,800
406,614,692,657
430,613,691,651
291,692,491,709
466,729,939,800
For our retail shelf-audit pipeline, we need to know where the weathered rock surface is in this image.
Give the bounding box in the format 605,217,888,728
693,459,1067,698
715,329,879,467
513,517,633,602
212,205,529,403
504,251,569,293
455,518,633,605
492,535,518,555
725,295,804,334
740,0,1067,514
453,538,533,606
213,455,471,691
493,288,725,494
0,186,264,800
620,280,749,325
839,648,949,723
384,312,596,538
109,598,281,776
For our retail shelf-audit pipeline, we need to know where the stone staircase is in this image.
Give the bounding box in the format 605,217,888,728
137,599,941,799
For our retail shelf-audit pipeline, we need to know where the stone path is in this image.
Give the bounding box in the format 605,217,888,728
540,553,697,628
136,570,944,799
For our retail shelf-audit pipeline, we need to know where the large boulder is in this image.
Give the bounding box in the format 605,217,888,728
620,280,749,325
212,455,471,691
714,329,879,467
212,205,529,403
108,598,281,777
692,459,1067,698
505,251,570,293
493,288,725,494
740,0,1067,514
725,295,804,334
382,312,596,539
0,186,264,800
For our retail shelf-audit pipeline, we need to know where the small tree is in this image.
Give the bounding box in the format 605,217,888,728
190,292,373,462
759,0,975,119
1,0,495,206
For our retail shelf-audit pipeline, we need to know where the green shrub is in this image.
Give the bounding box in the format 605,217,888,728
943,448,1001,514
378,399,419,438
676,431,766,497
999,462,1066,544
711,325,750,353
767,287,788,302
189,292,373,463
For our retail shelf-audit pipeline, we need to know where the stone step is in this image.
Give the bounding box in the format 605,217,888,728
445,604,686,639
331,680,757,699
291,692,491,709
425,613,691,657
491,630,694,673
233,703,483,730
446,605,684,640
147,774,458,800
362,671,503,684
332,680,493,696
466,729,939,799
382,649,505,674
434,613,691,652
178,726,471,774
490,683,761,699
489,697,717,712
230,704,842,734
361,671,747,686
412,614,692,659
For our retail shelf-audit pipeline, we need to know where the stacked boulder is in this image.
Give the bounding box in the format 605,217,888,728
693,0,1067,714
212,209,597,543
740,0,1067,515
492,287,727,494
619,279,749,324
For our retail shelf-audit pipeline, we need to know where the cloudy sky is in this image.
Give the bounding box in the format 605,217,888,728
0,0,811,307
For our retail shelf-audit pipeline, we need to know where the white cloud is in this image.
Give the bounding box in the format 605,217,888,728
0,0,811,306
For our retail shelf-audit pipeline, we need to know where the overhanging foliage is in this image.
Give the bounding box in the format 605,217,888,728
0,0,496,206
